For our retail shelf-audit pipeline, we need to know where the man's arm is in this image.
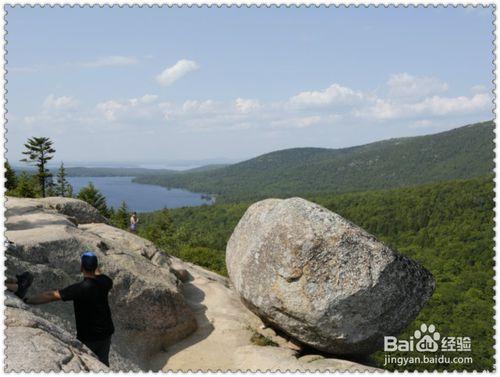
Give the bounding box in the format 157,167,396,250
24,290,61,305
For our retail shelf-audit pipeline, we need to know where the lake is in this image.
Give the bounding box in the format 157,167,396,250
67,176,212,212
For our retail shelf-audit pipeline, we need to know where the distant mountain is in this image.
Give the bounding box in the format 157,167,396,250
60,164,229,177
134,121,494,202
184,164,229,173
65,167,177,177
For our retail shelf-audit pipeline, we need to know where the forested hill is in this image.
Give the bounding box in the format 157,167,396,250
65,167,177,177
60,164,229,177
137,174,494,371
134,121,494,202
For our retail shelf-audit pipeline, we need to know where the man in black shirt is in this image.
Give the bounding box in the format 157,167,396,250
24,251,114,367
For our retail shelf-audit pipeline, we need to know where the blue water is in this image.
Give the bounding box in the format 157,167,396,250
67,176,212,212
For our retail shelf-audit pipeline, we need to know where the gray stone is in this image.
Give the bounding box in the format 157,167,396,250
5,293,108,372
38,196,107,224
5,196,197,371
226,197,435,356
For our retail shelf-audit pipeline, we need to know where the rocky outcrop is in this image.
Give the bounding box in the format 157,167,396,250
5,195,384,372
226,197,435,356
35,196,107,224
5,196,197,371
5,292,109,372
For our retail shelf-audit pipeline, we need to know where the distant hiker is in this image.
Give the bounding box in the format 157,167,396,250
5,271,33,299
23,251,115,367
130,212,139,233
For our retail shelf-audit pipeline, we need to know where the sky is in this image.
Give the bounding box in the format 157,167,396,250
5,6,495,165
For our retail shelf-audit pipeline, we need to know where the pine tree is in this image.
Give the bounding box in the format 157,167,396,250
56,162,72,197
45,176,57,196
5,161,17,191
111,201,129,229
143,208,176,250
77,182,109,217
20,137,55,197
14,172,38,198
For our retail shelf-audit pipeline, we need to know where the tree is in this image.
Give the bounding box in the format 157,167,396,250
20,137,55,197
111,201,129,229
139,208,179,252
77,182,109,217
14,172,38,198
56,162,72,197
5,161,17,191
45,175,57,197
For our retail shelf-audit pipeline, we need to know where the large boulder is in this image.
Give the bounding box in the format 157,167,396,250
38,196,109,224
5,196,107,225
226,197,435,356
5,196,197,371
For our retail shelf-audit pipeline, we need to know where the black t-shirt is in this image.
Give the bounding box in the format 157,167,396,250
59,275,115,342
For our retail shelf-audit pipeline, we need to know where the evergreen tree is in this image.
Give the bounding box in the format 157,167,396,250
14,172,38,198
20,137,55,197
77,182,109,217
56,162,72,197
5,161,17,191
111,201,129,229
45,175,57,196
138,208,179,253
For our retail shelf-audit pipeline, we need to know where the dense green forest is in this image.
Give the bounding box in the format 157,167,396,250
138,175,494,371
134,121,494,202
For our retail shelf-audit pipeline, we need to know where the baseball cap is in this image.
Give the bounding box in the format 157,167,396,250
81,251,98,271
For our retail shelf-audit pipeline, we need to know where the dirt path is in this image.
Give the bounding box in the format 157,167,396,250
149,259,379,372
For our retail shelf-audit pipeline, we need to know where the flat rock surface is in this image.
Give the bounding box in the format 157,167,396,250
150,259,379,372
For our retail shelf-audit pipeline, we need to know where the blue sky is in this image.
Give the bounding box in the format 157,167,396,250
6,6,495,165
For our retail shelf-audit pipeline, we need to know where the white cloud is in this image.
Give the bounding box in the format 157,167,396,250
80,55,139,68
409,119,434,129
235,98,261,113
96,100,126,121
356,93,492,120
9,66,40,74
24,73,494,139
140,94,159,103
181,100,219,114
10,56,139,74
156,59,200,86
43,94,79,110
271,115,323,129
23,115,38,125
354,99,398,120
387,73,448,98
409,93,491,116
289,83,364,108
129,94,158,106
471,84,488,94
